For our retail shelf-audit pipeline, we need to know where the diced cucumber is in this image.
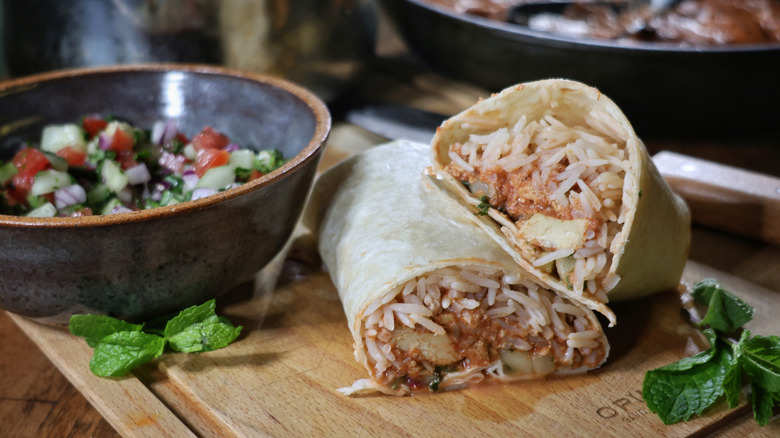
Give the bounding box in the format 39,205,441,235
101,160,129,193
26,194,49,209
229,150,255,170
26,202,57,218
0,162,18,184
41,152,69,171
30,169,72,196
87,183,111,205
183,143,197,160
86,137,99,156
195,166,235,190
41,124,86,154
100,198,123,215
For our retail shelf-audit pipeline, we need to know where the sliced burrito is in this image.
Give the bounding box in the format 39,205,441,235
304,141,609,396
430,79,691,326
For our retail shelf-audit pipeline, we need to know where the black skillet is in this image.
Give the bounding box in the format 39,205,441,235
377,0,780,141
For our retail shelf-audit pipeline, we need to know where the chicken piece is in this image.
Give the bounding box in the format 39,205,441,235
518,213,587,250
391,327,458,366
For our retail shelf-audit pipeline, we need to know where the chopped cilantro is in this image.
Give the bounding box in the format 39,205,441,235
477,195,490,216
234,167,254,181
254,149,285,174
168,138,185,154
134,149,152,161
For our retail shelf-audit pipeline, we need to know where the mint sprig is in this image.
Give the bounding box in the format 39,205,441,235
69,299,242,377
692,278,755,332
642,279,780,426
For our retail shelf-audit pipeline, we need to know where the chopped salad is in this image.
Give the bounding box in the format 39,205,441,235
0,116,286,217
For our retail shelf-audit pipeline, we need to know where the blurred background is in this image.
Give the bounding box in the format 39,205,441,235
0,0,377,103
1,0,779,141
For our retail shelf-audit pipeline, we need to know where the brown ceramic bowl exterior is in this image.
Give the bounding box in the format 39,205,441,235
0,65,330,324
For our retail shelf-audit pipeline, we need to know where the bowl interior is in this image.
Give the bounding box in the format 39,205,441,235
0,67,320,164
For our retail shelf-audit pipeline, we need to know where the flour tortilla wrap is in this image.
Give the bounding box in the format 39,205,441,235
304,141,608,396
430,79,691,326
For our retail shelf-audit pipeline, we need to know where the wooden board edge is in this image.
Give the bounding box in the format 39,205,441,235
7,312,196,438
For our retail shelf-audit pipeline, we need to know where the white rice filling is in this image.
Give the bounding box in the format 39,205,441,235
446,106,631,300
359,266,606,393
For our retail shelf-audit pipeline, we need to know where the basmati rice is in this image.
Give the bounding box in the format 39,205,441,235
360,266,607,394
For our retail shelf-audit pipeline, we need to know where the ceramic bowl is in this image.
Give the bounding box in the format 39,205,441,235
0,65,331,324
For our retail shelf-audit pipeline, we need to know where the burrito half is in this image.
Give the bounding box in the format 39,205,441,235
305,141,609,396
430,79,691,325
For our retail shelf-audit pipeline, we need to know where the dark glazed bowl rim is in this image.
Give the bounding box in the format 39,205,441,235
0,64,332,229
404,0,780,54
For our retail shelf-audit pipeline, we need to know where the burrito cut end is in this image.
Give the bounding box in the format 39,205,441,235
430,79,690,321
346,263,609,395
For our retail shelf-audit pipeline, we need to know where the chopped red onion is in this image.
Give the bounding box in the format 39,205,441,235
191,187,217,201
161,120,179,146
151,121,165,145
54,184,87,209
108,205,133,215
125,163,151,185
224,143,240,153
158,150,186,174
150,183,166,201
99,132,113,150
182,170,199,192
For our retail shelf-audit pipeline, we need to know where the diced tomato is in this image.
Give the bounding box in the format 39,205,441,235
175,132,190,145
56,146,87,167
12,148,50,178
1,188,20,207
192,126,230,151
248,170,264,181
8,173,34,202
83,116,108,138
194,149,230,177
116,151,138,170
110,129,135,152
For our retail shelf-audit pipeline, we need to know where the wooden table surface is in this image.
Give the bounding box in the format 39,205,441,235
2,24,780,437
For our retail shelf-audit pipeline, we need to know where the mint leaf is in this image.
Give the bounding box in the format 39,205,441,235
166,315,243,353
751,382,775,426
69,314,143,347
72,299,242,378
645,279,779,426
643,340,734,424
742,335,780,393
89,331,165,377
693,279,754,332
164,299,242,353
723,330,750,408
164,299,217,337
653,329,718,372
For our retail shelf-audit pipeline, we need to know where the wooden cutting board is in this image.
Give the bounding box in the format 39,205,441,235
8,131,780,437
